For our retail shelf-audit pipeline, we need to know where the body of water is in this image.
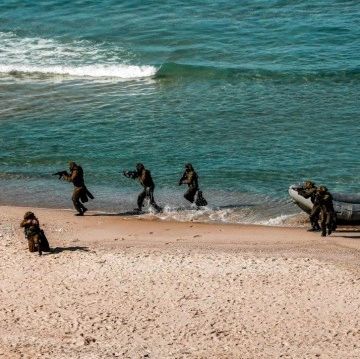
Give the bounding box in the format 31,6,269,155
1,0,359,225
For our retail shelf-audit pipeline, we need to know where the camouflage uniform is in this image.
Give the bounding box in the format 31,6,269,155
317,186,335,237
298,181,321,231
20,211,42,255
62,162,88,216
129,163,161,212
179,163,199,203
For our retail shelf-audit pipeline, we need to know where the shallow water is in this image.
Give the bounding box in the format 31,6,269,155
1,0,359,225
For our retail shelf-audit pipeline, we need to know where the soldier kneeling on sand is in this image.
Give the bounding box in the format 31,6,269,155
20,211,50,256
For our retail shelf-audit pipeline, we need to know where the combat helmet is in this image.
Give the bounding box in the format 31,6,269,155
24,211,35,219
304,181,315,189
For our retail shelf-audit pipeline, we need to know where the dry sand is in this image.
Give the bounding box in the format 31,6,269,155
1,205,360,359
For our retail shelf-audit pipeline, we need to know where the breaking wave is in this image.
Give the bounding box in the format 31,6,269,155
0,32,157,80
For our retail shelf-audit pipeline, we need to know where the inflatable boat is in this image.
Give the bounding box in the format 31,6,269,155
289,184,360,223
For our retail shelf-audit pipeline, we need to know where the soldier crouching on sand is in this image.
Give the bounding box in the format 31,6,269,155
61,162,93,216
20,211,50,255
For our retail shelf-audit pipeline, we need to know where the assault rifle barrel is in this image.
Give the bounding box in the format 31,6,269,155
52,170,66,179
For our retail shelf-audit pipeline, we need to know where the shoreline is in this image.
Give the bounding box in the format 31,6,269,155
1,205,360,358
2,204,360,249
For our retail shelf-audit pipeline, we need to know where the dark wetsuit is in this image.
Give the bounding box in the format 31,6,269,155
180,168,199,203
131,168,160,211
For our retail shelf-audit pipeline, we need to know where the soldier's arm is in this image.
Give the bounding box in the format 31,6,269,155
63,170,77,182
300,188,315,199
20,218,39,228
20,219,28,228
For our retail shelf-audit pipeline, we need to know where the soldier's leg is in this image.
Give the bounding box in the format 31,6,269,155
33,233,42,256
78,188,88,213
320,210,327,237
28,237,35,252
137,189,146,211
184,187,197,203
310,205,321,230
147,187,161,212
326,212,333,235
313,205,321,229
72,188,84,215
332,212,337,231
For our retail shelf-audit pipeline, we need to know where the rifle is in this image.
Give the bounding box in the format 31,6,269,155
52,170,67,179
178,170,187,186
123,170,138,179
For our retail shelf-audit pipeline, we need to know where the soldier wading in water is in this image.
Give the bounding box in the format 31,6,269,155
123,163,162,213
179,163,208,207
179,163,199,204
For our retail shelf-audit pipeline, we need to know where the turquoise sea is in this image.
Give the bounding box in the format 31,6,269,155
1,0,359,225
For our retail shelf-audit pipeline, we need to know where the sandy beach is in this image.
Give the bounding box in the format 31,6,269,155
1,205,359,359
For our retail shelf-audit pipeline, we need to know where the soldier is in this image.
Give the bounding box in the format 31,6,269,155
123,163,161,213
179,163,199,204
297,181,321,231
20,211,43,255
316,186,335,237
62,162,92,216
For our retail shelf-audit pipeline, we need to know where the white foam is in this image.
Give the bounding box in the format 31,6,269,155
257,214,297,227
0,64,156,79
0,32,157,79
